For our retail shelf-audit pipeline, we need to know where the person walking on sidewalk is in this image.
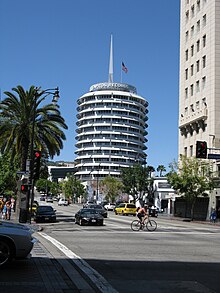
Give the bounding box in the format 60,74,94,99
5,199,11,220
2,203,7,220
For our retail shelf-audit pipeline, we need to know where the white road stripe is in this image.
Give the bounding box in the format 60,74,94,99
38,232,118,293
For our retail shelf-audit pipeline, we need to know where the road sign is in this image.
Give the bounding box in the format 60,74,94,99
208,154,220,159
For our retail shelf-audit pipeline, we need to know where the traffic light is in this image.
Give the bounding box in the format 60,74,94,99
20,176,29,192
33,150,41,179
21,184,28,192
196,141,207,159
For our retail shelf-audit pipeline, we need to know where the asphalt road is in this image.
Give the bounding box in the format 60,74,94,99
38,201,220,293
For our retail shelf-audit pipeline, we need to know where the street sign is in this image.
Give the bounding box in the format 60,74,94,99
208,154,220,159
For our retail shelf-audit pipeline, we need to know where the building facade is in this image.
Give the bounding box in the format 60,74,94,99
74,82,148,183
179,0,220,214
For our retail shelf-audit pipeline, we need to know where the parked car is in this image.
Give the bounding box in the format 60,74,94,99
148,206,158,217
114,203,137,216
104,203,115,211
83,200,96,208
40,196,45,201
0,221,36,267
58,198,69,206
46,196,53,203
34,205,56,223
86,204,108,218
75,208,104,226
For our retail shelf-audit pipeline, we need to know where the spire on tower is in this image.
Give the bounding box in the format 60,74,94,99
108,34,113,83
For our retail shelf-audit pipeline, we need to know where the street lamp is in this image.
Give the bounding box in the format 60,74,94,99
25,87,60,223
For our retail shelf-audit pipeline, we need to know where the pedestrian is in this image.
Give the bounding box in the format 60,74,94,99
5,200,11,220
210,209,217,223
2,204,7,220
10,197,15,212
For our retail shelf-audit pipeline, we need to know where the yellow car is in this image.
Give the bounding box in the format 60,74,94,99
29,201,39,215
114,203,137,216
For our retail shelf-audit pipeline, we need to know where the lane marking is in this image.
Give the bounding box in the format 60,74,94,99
38,232,118,293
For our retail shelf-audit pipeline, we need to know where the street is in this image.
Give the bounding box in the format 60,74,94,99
37,202,220,292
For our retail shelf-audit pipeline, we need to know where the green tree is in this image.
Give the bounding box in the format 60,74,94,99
100,176,123,203
0,153,18,195
157,165,166,176
63,175,86,202
167,156,214,220
0,85,68,171
146,165,155,178
121,164,151,203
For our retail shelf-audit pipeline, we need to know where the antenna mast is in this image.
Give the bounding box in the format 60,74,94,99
108,34,113,83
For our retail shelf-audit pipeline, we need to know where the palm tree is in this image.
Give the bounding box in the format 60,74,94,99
157,165,166,177
146,166,155,178
0,85,68,171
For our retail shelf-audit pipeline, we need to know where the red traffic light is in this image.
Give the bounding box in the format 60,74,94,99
34,151,41,158
21,184,28,192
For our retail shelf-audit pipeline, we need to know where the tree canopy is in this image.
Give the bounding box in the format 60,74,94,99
0,85,68,171
167,156,215,219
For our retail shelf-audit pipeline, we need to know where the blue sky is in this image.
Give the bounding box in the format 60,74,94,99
0,0,180,171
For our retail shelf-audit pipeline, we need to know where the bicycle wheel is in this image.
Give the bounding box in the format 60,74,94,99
146,219,157,231
131,220,142,231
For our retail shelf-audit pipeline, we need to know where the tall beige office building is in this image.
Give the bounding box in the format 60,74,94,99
179,0,220,209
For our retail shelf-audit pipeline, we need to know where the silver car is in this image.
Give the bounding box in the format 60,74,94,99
0,221,36,267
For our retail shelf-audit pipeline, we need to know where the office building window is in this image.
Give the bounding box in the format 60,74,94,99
186,31,189,42
202,76,206,89
196,40,200,52
185,68,188,80
190,145,193,157
203,14,207,27
202,55,206,68
191,26,194,37
185,107,188,116
186,10,189,22
197,20,200,33
191,5,195,18
197,0,200,11
190,104,195,113
196,101,200,110
196,80,200,92
184,147,187,157
202,97,207,107
203,34,206,47
190,84,194,96
191,64,194,76
186,49,189,61
185,88,188,99
186,0,189,4
196,60,200,72
191,45,194,56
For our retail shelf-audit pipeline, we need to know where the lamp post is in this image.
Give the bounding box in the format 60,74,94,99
96,164,101,202
25,87,60,223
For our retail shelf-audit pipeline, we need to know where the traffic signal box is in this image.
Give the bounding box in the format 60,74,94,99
20,177,29,193
33,150,41,180
196,141,207,159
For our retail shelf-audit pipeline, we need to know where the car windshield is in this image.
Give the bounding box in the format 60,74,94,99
88,205,102,209
37,206,53,212
81,209,99,215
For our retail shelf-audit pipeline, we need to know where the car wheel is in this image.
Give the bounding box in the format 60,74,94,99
115,211,118,215
0,239,14,267
79,219,84,226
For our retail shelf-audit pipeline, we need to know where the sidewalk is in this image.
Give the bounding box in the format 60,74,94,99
0,212,98,293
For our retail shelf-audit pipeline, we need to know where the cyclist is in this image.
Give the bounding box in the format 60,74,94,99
137,205,148,225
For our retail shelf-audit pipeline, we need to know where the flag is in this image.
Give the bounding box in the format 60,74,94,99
122,62,128,73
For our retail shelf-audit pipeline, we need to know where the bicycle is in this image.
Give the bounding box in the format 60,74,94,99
131,217,157,231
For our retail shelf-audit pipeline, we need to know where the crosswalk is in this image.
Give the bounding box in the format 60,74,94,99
45,216,220,235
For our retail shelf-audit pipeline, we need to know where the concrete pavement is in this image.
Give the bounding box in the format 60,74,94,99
0,213,98,293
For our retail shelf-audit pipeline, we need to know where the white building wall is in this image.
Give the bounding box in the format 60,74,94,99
179,0,220,215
